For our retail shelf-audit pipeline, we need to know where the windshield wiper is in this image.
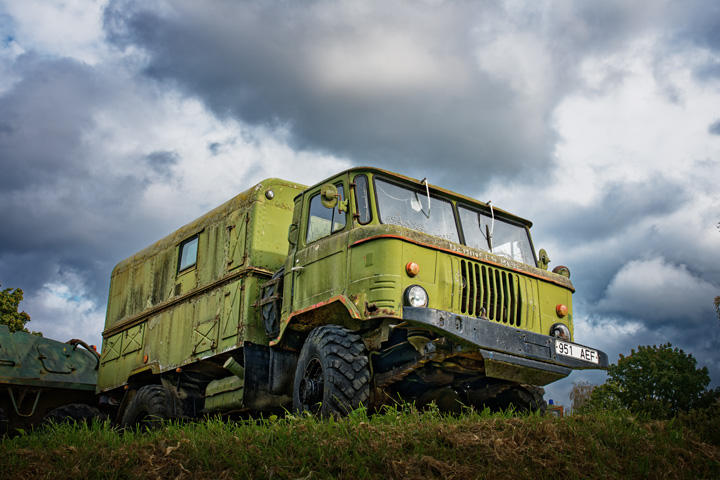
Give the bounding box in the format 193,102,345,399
419,178,431,218
478,201,495,250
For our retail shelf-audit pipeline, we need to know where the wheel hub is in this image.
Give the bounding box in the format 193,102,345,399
299,358,324,407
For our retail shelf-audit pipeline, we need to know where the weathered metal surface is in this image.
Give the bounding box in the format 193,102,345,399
374,341,452,389
347,225,574,291
401,307,608,379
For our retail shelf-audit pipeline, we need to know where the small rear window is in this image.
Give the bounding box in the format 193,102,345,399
354,175,371,224
178,236,198,272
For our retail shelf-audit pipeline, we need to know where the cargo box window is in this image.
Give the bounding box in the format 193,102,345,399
178,236,199,272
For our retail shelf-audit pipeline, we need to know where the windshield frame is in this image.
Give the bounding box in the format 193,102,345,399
371,175,538,267
457,204,538,267
373,176,461,244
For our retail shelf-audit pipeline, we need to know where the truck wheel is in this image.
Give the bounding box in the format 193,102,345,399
42,404,108,426
293,325,370,417
121,385,168,429
488,384,547,414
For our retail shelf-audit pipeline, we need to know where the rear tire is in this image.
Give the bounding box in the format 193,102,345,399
486,384,547,414
293,325,370,417
42,404,107,426
121,385,168,429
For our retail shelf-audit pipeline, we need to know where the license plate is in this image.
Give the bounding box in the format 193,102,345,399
555,340,600,365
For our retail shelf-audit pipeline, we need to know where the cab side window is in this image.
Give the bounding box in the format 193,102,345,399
306,184,346,243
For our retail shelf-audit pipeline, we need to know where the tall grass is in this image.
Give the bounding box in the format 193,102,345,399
2,406,718,479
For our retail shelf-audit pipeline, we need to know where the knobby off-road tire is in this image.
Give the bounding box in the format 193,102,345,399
488,384,547,415
293,325,370,417
121,384,168,429
42,404,108,426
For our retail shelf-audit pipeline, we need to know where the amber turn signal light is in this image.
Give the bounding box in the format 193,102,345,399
556,304,568,317
405,262,420,277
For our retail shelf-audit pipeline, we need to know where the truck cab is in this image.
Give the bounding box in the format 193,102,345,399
267,167,607,415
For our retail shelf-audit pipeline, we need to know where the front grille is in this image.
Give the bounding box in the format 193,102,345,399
459,260,523,326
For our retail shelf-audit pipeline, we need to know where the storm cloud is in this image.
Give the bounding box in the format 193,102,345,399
1,0,719,405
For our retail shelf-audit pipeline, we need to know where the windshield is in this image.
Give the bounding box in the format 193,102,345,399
458,206,535,265
375,179,459,243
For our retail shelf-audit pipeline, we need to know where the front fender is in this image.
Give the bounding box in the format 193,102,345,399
270,295,364,346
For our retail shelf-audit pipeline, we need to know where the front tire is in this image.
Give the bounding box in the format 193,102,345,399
293,325,370,417
121,385,168,429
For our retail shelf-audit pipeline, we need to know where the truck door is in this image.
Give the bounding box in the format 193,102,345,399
289,176,350,311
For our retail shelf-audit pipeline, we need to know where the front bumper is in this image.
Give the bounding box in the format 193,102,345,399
402,307,609,385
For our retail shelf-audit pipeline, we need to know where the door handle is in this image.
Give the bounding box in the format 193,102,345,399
291,266,304,273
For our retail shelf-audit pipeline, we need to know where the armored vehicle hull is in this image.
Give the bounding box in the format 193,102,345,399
0,325,100,434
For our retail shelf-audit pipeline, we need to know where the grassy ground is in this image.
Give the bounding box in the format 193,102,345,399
1,406,718,479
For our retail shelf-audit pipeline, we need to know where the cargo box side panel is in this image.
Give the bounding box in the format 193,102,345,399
197,222,227,288
218,279,243,351
239,274,268,345
246,183,301,271
190,290,222,358
98,323,146,391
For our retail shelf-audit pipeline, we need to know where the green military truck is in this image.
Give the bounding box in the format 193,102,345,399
97,167,608,424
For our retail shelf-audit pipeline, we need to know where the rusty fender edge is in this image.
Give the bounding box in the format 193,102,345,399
402,307,609,374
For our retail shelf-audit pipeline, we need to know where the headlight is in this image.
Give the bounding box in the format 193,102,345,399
550,323,571,341
404,285,428,308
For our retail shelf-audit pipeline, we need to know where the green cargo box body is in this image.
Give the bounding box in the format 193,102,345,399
98,178,306,393
0,325,99,431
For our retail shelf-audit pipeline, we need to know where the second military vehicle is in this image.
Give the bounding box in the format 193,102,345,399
0,325,101,435
97,167,608,424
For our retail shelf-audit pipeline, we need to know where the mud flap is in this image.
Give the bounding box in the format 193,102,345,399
242,344,293,410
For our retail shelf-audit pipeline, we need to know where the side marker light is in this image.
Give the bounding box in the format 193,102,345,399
405,262,420,277
552,265,571,278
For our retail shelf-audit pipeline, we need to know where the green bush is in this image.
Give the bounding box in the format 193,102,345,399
589,343,714,419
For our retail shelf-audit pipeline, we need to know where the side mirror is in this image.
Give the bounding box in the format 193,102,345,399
288,223,299,246
320,183,338,209
538,249,550,270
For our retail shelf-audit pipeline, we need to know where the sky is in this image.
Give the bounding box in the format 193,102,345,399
1,0,719,407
